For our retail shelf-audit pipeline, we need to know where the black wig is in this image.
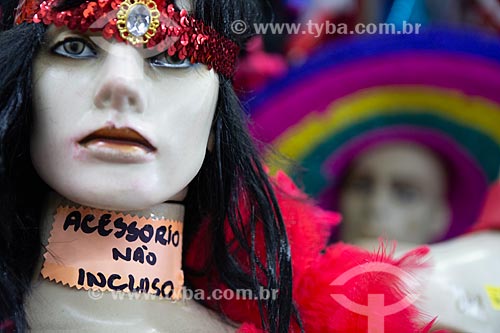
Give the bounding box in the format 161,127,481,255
0,0,299,332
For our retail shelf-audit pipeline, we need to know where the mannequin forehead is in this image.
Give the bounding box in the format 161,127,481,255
347,141,447,193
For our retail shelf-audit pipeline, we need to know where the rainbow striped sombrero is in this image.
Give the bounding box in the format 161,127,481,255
249,28,500,240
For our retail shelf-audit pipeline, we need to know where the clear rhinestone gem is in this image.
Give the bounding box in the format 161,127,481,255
126,4,151,37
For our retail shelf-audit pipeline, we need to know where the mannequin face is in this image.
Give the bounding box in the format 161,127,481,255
339,142,450,244
31,6,218,210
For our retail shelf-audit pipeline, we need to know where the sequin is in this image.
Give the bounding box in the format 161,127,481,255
14,0,239,77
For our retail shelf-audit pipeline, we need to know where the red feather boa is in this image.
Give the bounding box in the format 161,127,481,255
185,170,443,332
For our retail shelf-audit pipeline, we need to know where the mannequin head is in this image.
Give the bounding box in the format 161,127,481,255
0,0,294,331
31,24,219,210
339,141,450,244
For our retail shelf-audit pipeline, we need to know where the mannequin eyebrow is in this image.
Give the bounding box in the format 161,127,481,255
45,27,99,44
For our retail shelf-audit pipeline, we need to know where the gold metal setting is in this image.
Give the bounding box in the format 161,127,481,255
116,0,161,45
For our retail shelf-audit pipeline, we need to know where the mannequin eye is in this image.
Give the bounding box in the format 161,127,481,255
51,37,97,59
392,182,420,203
345,176,373,194
150,52,192,68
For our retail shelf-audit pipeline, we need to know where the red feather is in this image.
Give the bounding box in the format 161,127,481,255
186,170,440,332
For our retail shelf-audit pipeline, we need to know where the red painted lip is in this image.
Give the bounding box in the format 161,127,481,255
78,126,156,152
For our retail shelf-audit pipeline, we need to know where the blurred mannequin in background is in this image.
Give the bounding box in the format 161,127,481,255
339,141,450,245
245,21,500,333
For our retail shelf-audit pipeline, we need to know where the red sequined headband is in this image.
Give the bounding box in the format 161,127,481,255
14,0,239,77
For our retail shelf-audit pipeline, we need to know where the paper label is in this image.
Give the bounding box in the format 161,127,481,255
42,206,184,299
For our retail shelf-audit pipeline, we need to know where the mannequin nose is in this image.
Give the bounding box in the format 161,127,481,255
94,44,146,113
365,187,390,222
94,81,144,112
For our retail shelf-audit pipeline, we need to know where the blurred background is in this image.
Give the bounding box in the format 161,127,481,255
235,0,500,247
237,5,500,330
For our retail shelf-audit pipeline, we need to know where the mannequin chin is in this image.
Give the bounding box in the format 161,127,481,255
339,141,450,244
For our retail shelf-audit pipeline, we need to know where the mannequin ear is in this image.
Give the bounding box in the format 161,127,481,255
428,202,451,241
207,129,215,152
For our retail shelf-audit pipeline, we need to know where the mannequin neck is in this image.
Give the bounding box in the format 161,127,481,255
26,193,235,333
36,192,185,298
39,192,185,242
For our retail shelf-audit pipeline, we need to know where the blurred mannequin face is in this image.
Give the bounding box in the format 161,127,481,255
339,142,450,244
31,1,219,211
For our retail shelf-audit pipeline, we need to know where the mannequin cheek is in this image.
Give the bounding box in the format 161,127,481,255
339,192,374,240
339,192,366,223
425,201,451,241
